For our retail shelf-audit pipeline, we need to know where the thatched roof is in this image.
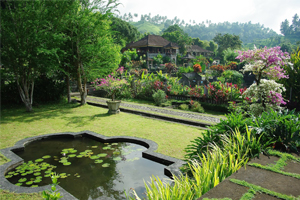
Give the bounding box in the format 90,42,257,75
164,42,179,49
126,35,178,48
186,45,213,53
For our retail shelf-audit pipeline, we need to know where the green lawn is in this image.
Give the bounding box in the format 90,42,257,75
0,101,205,199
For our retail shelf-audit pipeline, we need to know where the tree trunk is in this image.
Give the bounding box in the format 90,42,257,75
66,74,71,103
16,78,34,112
76,62,87,105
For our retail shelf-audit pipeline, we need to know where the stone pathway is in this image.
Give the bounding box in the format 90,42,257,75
198,151,300,200
83,96,221,124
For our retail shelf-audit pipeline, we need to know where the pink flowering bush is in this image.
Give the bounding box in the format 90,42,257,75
236,46,290,116
92,74,128,101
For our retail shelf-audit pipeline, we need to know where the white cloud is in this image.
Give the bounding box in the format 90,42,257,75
116,0,300,34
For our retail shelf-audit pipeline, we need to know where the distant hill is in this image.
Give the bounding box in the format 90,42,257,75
119,13,280,47
130,21,164,35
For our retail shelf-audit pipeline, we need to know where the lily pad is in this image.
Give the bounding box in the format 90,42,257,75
113,151,120,155
42,155,51,159
15,183,22,186
34,172,41,176
5,175,13,178
91,146,98,148
94,160,103,164
26,181,33,185
44,174,51,177
97,153,107,158
45,170,52,174
113,157,122,161
21,173,27,176
102,163,110,168
69,150,77,153
31,185,38,188
63,162,71,166
35,158,44,163
103,147,111,150
34,179,42,183
68,154,77,158
90,155,99,159
111,143,118,146
18,178,27,182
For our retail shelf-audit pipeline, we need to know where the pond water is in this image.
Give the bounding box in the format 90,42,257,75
6,136,170,199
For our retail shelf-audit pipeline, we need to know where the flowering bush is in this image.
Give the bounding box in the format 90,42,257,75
188,85,202,98
92,75,128,101
193,64,202,73
236,46,290,115
165,63,176,74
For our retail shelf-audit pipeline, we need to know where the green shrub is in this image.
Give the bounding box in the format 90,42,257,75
191,102,205,113
200,102,229,113
179,104,189,111
251,109,300,154
129,131,249,200
184,112,252,160
152,90,167,106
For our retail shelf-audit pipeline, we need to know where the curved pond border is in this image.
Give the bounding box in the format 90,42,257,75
0,130,186,200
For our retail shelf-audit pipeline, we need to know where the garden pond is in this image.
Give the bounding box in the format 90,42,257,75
5,136,170,200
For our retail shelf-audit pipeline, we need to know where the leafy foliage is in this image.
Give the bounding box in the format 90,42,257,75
129,133,249,200
42,173,63,200
152,90,167,106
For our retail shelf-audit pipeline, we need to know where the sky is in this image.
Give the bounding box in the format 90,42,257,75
116,0,300,34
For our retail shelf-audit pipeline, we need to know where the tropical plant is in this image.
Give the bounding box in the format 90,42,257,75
185,112,250,160
152,90,167,106
42,173,63,200
129,132,249,200
250,109,300,154
190,101,205,113
220,70,244,86
179,104,189,111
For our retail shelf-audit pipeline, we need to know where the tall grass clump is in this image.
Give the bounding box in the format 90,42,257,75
127,129,252,200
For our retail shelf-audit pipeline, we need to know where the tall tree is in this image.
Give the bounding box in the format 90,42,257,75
1,0,72,111
162,25,192,54
64,0,121,105
213,33,242,57
110,16,141,46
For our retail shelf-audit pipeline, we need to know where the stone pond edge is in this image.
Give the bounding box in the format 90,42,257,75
0,130,186,200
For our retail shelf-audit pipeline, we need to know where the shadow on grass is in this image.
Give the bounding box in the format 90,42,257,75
0,102,110,125
62,113,111,127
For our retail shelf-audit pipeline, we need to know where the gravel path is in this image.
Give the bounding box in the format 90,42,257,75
86,96,221,123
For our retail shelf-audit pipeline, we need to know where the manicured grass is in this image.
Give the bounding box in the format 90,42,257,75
0,189,43,200
0,102,204,158
0,101,204,199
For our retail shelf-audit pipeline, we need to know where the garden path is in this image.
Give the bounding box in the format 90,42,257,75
198,152,300,200
85,96,221,123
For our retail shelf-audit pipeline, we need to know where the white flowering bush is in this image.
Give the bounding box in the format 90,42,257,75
236,46,290,116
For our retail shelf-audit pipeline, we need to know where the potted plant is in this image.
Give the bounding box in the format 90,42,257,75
93,74,128,114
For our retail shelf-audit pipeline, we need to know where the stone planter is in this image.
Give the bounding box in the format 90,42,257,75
106,100,121,114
